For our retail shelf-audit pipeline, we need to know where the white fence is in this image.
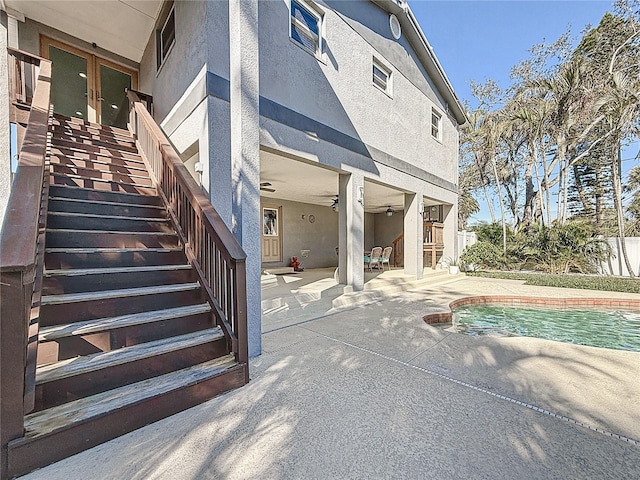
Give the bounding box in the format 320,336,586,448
601,237,640,277
457,230,477,255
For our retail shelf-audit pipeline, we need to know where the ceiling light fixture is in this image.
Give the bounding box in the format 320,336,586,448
78,72,87,78
386,206,393,217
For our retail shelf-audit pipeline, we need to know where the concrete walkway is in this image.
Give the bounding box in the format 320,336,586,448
22,275,640,479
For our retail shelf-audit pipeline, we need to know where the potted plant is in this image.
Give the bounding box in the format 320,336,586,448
448,257,460,275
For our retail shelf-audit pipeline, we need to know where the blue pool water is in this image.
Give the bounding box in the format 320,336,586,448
453,304,640,352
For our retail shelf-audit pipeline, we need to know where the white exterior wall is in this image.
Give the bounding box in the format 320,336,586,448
258,0,459,185
139,0,230,123
261,197,339,269
601,238,640,277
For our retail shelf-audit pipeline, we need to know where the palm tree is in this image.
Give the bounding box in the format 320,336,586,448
595,70,640,277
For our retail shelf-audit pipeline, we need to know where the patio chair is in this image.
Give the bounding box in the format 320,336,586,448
380,246,393,271
364,246,383,271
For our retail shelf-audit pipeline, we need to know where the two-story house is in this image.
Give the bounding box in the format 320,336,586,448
0,1,466,477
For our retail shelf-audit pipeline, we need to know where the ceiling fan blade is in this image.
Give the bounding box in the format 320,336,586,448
260,187,276,193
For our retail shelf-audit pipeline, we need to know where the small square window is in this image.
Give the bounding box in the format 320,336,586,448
372,58,391,95
157,7,176,70
290,0,322,56
431,108,442,141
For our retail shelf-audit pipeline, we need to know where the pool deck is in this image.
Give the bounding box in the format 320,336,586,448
22,271,640,479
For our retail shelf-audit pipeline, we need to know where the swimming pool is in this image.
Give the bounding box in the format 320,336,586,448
453,304,640,352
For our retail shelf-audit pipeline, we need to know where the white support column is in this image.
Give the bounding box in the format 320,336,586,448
228,0,261,357
403,193,424,279
442,203,457,261
338,172,365,291
0,13,11,227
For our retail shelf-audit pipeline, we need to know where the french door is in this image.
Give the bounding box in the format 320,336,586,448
41,37,138,129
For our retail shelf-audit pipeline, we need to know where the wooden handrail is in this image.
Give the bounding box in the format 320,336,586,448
0,52,52,478
127,91,249,381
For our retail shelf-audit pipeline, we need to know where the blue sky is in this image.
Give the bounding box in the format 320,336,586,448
409,0,630,224
412,0,613,106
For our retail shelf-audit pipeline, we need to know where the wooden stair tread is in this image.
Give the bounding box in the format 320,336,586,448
52,125,133,140
50,147,144,164
53,114,132,135
52,135,136,149
51,164,151,181
45,264,191,277
50,155,148,172
51,172,152,187
47,228,176,236
41,282,200,305
24,355,237,439
49,184,161,203
39,303,211,341
36,328,224,384
52,137,138,153
48,196,165,210
48,211,169,223
45,247,182,254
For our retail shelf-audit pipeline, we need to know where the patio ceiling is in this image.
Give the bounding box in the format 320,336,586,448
3,0,163,62
260,150,439,214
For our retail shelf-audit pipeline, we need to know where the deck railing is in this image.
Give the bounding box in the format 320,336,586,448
0,51,52,476
127,91,248,381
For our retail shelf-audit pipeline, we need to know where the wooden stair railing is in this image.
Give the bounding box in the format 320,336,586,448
392,233,404,267
0,51,52,479
127,90,248,382
390,221,445,270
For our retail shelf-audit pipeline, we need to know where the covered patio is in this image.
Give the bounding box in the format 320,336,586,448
261,266,454,333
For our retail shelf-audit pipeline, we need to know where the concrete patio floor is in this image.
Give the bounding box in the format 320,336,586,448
22,274,640,479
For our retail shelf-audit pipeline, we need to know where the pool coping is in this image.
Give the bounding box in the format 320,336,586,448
423,295,640,325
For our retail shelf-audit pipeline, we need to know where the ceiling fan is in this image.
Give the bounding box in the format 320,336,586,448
260,182,276,193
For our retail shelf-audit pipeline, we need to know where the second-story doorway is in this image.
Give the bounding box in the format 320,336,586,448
41,37,138,129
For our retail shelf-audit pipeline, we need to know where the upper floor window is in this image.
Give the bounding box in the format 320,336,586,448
372,58,392,96
157,6,176,70
431,108,442,141
290,0,322,56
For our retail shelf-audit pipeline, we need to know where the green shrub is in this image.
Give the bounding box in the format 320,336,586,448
461,241,504,269
466,271,640,294
473,222,513,246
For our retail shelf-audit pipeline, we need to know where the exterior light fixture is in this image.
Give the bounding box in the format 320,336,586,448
386,206,393,217
357,186,364,205
111,104,118,109
78,72,87,78
418,201,425,214
331,196,339,212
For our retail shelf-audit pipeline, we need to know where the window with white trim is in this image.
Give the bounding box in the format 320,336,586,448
157,6,176,70
431,108,442,141
372,58,392,95
290,0,322,56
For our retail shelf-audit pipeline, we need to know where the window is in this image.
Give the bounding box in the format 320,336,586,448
372,58,392,95
431,108,442,141
157,6,176,70
290,0,322,56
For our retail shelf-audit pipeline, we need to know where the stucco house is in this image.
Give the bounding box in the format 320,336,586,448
0,0,466,477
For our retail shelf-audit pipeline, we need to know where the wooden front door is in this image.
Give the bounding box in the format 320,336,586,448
41,37,138,129
262,206,282,263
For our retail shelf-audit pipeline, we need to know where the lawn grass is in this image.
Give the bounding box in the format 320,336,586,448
466,271,640,294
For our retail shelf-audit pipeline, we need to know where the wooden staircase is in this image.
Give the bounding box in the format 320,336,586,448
3,114,247,477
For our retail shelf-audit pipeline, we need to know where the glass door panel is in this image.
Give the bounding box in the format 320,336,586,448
49,46,90,120
98,62,133,129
